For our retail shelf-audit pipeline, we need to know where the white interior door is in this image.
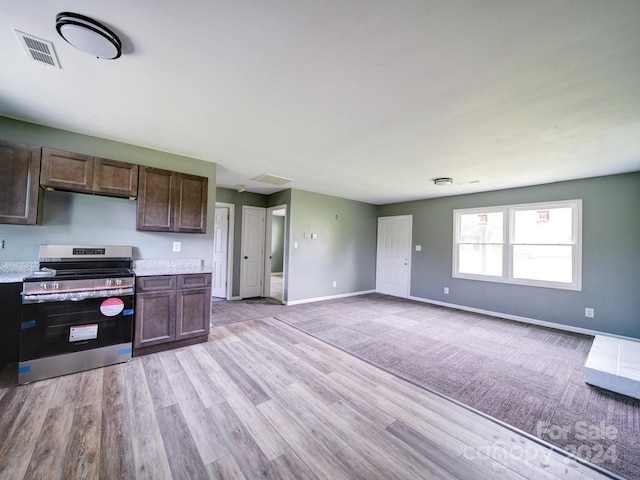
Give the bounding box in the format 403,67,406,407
212,207,229,298
376,215,412,298
240,206,266,298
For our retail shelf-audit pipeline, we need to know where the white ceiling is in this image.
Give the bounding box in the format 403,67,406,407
2,1,640,205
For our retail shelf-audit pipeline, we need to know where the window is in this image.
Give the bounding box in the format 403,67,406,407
453,200,582,290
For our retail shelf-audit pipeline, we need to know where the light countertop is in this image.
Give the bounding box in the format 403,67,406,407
0,262,39,284
132,259,211,277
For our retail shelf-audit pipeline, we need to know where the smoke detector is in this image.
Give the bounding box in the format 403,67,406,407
434,178,453,186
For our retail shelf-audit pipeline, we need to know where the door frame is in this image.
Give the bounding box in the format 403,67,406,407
264,204,288,303
214,202,235,300
376,214,412,298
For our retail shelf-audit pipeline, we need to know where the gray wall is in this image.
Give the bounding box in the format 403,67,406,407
378,172,640,339
0,117,217,265
287,189,377,303
271,216,285,273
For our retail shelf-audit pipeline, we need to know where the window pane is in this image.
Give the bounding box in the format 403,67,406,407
513,207,572,244
513,245,573,283
459,212,503,243
459,244,502,276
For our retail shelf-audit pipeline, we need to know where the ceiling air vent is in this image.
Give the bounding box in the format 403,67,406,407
252,174,294,186
15,30,61,68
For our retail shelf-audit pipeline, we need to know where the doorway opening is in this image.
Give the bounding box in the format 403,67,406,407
265,206,286,302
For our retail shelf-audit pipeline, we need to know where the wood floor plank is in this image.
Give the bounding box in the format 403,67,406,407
142,353,177,409
76,367,104,408
204,342,271,405
215,337,292,395
124,359,172,479
168,370,230,465
208,401,279,479
272,383,348,456
100,401,136,480
157,349,185,377
156,403,210,479
328,398,459,480
23,404,75,480
256,398,353,480
236,326,341,405
0,384,54,479
201,351,289,461
102,362,127,408
49,371,82,408
61,403,102,480
174,349,225,407
269,450,318,480
206,454,247,480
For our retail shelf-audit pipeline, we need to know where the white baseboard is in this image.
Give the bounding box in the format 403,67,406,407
408,295,638,342
286,290,375,306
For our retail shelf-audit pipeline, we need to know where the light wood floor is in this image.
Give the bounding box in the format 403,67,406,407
0,317,614,480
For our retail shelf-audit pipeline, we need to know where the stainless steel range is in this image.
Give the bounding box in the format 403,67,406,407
19,244,135,384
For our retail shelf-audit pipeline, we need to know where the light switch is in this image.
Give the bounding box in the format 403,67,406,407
415,245,422,251
311,233,318,240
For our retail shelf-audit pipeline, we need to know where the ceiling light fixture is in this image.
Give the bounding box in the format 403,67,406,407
434,177,453,186
55,12,122,59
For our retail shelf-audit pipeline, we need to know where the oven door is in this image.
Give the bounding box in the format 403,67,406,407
20,293,134,362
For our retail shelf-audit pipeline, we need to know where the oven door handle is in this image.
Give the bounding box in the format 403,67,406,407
22,287,134,304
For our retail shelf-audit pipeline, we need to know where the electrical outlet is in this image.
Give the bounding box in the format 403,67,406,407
0,238,4,250
444,287,449,295
585,307,595,318
172,241,181,252
332,280,337,288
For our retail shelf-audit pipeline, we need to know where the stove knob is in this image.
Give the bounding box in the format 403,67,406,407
115,278,123,286
51,282,60,290
105,279,113,287
39,282,48,290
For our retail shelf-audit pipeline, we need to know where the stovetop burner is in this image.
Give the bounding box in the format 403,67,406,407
24,244,135,288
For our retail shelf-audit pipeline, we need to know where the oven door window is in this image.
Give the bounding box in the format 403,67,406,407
20,295,133,361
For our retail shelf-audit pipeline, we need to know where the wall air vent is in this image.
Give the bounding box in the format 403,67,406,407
251,174,294,186
15,30,61,68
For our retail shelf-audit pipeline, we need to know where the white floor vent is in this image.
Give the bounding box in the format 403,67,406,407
252,174,294,186
15,30,61,68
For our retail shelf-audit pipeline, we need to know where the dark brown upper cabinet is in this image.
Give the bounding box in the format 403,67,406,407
40,148,138,199
137,166,207,233
0,140,43,225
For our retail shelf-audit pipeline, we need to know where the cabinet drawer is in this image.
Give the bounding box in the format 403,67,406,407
136,275,177,292
177,273,211,290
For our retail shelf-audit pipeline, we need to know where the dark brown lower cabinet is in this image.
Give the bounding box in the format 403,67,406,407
134,273,211,356
0,282,23,370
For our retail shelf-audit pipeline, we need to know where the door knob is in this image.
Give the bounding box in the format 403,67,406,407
244,256,248,259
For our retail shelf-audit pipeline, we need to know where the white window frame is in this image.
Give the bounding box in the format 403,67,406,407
453,199,582,291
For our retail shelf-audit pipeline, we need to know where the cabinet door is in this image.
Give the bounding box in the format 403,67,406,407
134,290,176,348
0,141,42,225
175,173,208,233
136,166,175,231
176,287,211,340
93,157,139,198
40,148,94,192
